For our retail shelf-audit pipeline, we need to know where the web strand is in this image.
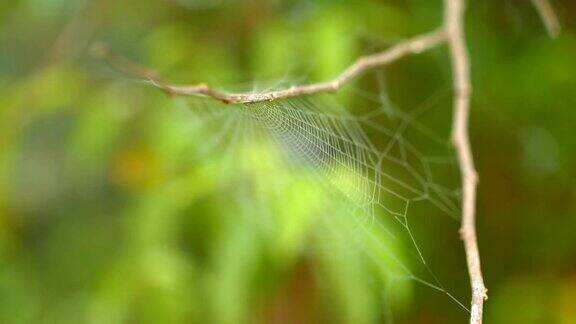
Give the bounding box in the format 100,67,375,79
182,72,466,318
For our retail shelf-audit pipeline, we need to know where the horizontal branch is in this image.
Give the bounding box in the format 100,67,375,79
92,29,446,104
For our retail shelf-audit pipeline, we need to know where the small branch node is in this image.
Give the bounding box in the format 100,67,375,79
456,84,472,98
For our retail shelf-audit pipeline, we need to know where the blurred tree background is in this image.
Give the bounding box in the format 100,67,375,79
1,0,575,323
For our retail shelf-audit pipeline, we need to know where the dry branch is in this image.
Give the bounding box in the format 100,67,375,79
93,29,446,104
531,0,561,38
444,0,487,323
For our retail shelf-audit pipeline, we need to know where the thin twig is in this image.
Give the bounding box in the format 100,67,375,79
444,0,487,323
531,0,561,38
92,29,446,104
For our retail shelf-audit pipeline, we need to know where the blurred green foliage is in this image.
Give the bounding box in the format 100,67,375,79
1,0,575,323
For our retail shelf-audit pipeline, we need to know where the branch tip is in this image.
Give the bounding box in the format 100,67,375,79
531,0,561,38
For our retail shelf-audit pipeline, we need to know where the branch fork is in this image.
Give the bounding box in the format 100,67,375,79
94,1,560,322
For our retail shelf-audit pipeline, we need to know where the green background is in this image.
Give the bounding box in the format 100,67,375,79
1,0,575,323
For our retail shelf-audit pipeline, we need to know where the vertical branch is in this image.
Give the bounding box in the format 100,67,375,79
444,0,487,323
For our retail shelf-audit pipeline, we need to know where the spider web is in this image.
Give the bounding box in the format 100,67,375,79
175,71,468,319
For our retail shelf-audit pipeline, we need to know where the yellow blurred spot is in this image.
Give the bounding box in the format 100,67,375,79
556,276,576,324
110,147,161,190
